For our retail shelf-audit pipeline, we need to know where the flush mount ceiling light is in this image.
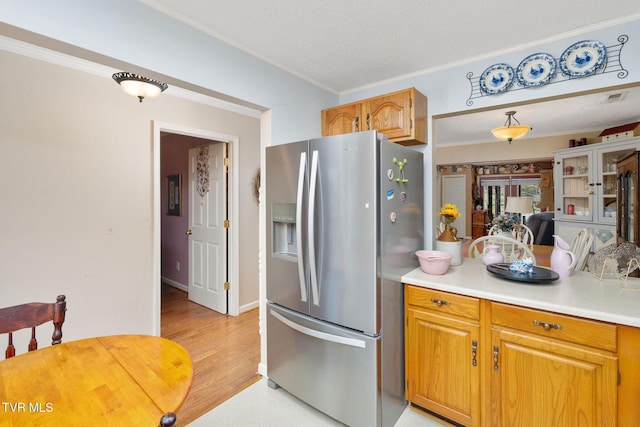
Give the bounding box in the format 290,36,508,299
491,111,532,143
112,72,168,103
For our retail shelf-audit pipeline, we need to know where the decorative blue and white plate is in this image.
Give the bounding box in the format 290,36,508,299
516,53,557,87
479,63,514,95
559,40,607,78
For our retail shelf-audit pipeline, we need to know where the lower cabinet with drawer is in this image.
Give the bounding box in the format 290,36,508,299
405,284,639,427
489,302,618,427
405,285,482,426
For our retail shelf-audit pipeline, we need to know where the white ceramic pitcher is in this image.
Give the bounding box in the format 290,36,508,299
550,235,577,277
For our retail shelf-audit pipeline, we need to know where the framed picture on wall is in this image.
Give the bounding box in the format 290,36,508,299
167,174,182,216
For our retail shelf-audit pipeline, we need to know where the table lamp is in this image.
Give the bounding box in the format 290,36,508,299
505,196,533,224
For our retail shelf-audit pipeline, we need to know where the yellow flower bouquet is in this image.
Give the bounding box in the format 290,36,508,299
438,203,460,226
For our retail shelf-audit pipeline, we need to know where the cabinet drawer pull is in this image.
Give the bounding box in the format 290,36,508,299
493,345,499,372
533,320,562,331
471,340,478,367
430,298,450,307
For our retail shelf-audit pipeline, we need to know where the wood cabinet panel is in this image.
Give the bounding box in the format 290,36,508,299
320,102,362,136
491,302,617,352
490,328,617,427
618,325,640,425
406,285,479,320
406,290,481,426
363,90,412,140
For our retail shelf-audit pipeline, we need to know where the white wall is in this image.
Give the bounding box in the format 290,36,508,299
0,0,338,144
0,49,259,347
341,18,640,247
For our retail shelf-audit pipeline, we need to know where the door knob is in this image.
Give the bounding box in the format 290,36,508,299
186,229,192,235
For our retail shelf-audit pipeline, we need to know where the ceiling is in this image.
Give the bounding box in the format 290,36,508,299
139,0,640,145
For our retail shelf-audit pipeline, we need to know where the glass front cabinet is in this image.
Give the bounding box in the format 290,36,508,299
617,151,639,245
554,138,640,247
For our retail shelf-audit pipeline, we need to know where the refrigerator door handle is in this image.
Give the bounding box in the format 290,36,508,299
296,152,307,303
270,309,366,348
308,150,320,306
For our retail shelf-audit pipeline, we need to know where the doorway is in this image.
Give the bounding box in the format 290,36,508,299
152,121,241,335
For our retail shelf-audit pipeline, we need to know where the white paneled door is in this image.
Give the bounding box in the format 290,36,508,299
188,143,228,313
441,174,467,238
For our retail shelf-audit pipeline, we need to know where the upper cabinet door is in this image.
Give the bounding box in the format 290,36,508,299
321,88,427,145
363,89,412,140
321,102,362,136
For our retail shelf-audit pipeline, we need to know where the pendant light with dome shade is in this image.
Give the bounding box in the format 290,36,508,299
112,72,168,103
491,111,532,143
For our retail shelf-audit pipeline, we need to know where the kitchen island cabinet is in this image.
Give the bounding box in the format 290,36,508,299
403,260,640,426
405,286,481,426
490,302,618,427
321,87,427,145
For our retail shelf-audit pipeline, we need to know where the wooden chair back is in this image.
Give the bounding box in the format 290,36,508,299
0,295,66,358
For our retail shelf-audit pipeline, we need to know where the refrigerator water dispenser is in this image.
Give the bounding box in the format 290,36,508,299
271,203,297,257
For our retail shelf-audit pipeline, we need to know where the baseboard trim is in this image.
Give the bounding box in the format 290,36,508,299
162,278,258,315
161,277,188,292
239,300,259,313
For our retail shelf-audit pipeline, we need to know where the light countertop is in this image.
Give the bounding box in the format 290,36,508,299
402,259,640,327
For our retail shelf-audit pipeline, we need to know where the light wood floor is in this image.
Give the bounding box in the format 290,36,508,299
161,284,261,425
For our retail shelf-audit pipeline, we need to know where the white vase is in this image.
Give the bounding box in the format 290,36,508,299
434,240,462,266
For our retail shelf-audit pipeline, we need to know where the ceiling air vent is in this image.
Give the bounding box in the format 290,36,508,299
604,92,625,103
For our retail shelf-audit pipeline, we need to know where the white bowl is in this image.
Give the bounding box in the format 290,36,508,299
416,250,453,275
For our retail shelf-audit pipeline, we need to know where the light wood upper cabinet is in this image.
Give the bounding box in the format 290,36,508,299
321,102,362,135
321,88,427,145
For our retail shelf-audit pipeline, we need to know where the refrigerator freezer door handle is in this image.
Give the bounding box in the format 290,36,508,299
296,152,307,303
308,150,320,306
270,309,366,348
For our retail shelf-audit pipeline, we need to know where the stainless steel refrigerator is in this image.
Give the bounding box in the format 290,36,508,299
266,130,424,427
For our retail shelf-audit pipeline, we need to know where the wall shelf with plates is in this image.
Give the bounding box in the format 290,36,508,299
465,35,629,106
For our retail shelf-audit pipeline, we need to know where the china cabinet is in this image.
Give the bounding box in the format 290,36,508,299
616,151,639,245
321,88,427,145
553,139,639,247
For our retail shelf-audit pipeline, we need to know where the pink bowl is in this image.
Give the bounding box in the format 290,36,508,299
416,250,453,275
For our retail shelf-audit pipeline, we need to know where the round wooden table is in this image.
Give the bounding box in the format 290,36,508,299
0,335,193,426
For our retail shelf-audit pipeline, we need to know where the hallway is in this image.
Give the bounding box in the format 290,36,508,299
161,284,261,424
